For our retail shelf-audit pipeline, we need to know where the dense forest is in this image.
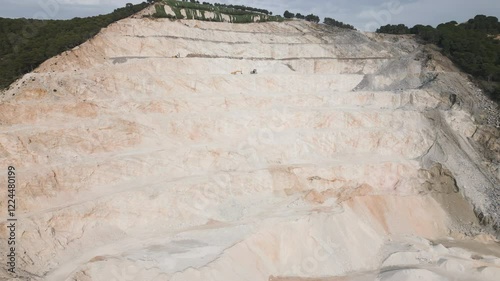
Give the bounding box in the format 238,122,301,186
377,15,500,101
0,2,149,89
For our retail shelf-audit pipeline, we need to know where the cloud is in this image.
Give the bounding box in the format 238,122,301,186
56,0,102,5
0,0,499,31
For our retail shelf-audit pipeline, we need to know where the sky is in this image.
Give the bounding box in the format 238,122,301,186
0,0,499,31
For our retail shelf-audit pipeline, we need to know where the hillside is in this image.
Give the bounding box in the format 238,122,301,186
0,7,500,281
0,2,150,90
376,15,500,102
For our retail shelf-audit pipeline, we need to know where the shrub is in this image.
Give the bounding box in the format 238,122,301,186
284,10,294,19
324,17,355,30
305,14,320,23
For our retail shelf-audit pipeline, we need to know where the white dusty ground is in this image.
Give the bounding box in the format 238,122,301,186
0,16,500,281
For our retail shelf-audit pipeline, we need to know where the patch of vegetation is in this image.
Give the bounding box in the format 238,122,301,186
165,1,272,15
185,8,194,19
0,2,149,89
376,15,500,101
283,10,320,23
262,15,284,23
324,17,356,30
165,0,254,16
283,10,294,19
305,14,320,23
295,13,306,20
156,0,283,23
153,4,170,18
376,23,409,34
230,14,255,24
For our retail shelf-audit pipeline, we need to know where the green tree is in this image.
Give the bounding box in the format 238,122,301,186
324,17,355,30
283,10,294,19
305,14,319,23
376,24,409,34
295,13,305,19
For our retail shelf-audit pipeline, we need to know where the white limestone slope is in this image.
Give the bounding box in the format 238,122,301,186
0,17,499,281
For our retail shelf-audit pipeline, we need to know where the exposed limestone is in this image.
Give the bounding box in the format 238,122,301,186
0,16,499,281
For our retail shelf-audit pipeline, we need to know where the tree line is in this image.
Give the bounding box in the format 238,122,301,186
324,17,355,30
376,15,500,100
167,0,273,15
283,10,354,29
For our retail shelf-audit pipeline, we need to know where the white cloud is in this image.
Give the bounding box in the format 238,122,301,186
57,0,102,5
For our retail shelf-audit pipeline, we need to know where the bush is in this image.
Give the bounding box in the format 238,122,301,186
324,17,355,30
160,1,283,23
284,10,294,19
170,5,185,19
376,24,409,34
305,14,320,23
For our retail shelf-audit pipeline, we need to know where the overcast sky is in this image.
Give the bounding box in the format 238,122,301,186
0,0,499,31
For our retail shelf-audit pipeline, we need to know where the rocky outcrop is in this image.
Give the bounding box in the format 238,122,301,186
0,16,499,281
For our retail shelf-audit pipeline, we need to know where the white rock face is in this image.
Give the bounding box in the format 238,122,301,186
0,17,499,281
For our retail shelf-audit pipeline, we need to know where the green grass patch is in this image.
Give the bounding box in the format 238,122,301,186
170,6,184,19
231,14,256,23
184,8,193,20
153,4,169,18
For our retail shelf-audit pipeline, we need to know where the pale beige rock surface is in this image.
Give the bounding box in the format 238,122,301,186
0,15,499,281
